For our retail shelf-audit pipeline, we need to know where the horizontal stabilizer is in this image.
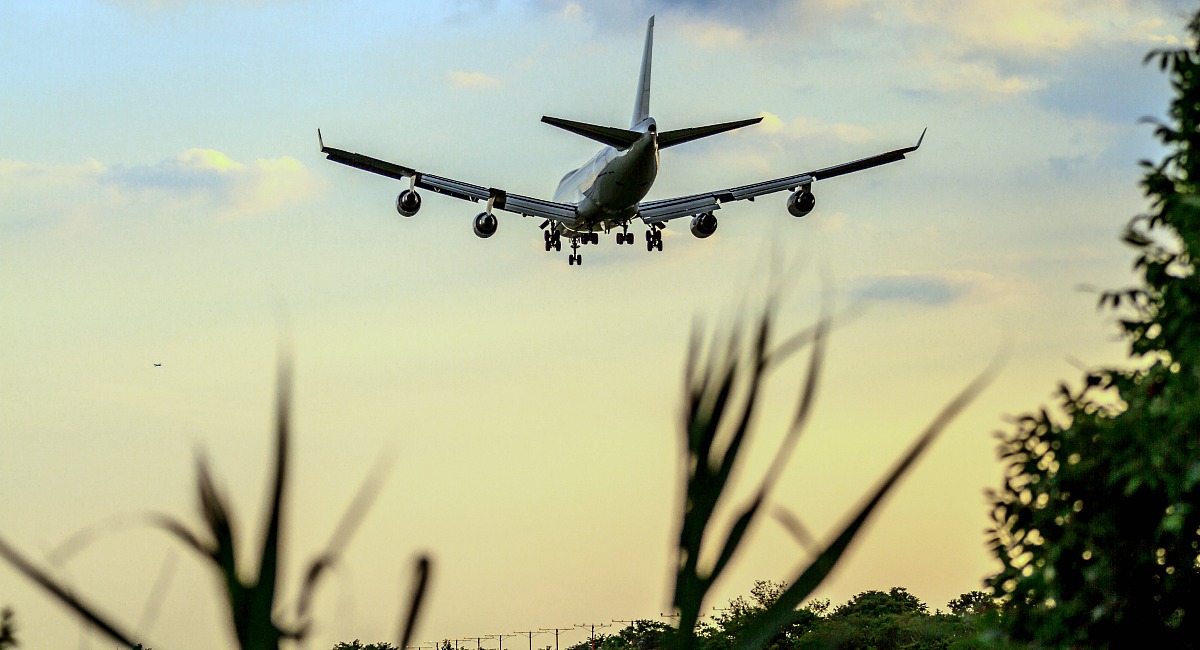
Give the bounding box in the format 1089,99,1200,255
542,116,643,150
658,117,763,149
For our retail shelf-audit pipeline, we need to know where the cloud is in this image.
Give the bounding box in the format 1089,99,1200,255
933,61,1048,95
853,270,1007,306
1,148,314,223
679,19,746,47
102,149,314,217
446,70,502,89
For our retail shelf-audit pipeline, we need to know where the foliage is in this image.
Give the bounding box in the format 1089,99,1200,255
0,607,15,649
0,363,430,650
945,591,993,617
668,301,998,650
986,9,1200,648
829,587,928,619
684,584,1004,650
602,620,671,650
332,641,399,650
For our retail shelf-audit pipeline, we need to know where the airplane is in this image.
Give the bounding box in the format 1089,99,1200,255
319,16,924,267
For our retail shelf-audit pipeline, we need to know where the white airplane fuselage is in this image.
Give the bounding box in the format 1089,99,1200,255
552,120,659,235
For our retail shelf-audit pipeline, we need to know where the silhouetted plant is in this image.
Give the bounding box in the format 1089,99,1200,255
0,362,430,650
0,607,16,649
987,9,1200,648
668,301,997,650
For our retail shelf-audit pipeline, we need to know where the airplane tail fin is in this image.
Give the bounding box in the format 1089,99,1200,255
631,16,654,128
541,116,643,150
657,117,763,149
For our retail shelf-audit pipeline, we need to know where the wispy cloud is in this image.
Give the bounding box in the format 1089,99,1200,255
932,62,1048,96
853,270,1010,306
446,70,502,90
1,149,315,223
102,149,314,217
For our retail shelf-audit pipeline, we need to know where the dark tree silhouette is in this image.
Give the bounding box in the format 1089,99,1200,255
987,9,1200,648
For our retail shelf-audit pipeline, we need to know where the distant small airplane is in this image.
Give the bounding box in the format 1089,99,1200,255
153,363,162,367
320,16,924,266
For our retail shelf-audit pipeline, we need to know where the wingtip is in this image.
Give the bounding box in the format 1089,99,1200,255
916,127,927,148
317,128,325,151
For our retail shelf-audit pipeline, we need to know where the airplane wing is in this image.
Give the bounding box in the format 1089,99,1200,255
637,129,926,225
319,131,578,226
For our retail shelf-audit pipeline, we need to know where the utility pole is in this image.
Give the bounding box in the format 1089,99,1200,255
515,629,543,650
574,622,612,650
538,626,575,650
463,636,487,650
489,632,519,650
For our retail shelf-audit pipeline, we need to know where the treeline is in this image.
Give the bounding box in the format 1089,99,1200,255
334,581,1006,650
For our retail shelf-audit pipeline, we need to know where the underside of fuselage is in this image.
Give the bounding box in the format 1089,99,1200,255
552,126,659,236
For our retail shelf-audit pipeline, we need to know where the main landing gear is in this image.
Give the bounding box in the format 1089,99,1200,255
544,230,562,252
645,227,663,252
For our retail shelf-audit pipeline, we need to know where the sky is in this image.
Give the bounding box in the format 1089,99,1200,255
0,0,1193,648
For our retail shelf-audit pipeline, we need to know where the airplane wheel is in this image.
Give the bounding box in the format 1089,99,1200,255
656,239,663,251
544,231,551,241
545,240,551,251
577,255,583,265
555,240,562,251
627,233,635,245
615,234,623,245
646,239,653,251
568,255,575,266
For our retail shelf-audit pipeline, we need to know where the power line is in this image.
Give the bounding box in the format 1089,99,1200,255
538,625,577,650
514,629,544,650
574,622,613,650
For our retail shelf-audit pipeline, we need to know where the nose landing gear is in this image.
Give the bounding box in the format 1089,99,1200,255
615,223,635,245
567,237,582,266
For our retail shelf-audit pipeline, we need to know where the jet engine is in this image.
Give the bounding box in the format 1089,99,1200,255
473,212,498,238
396,189,421,217
787,188,816,218
690,212,718,238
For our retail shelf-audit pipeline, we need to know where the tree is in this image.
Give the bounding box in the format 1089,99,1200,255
699,581,822,650
945,591,994,617
332,641,399,650
829,587,928,619
801,588,971,650
603,620,670,650
987,9,1200,648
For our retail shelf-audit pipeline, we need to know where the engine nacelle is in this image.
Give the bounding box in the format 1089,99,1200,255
396,189,421,217
690,212,718,238
473,212,498,238
787,188,816,218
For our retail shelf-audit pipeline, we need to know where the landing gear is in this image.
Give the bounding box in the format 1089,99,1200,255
544,231,561,252
567,237,582,266
645,228,663,252
615,223,634,245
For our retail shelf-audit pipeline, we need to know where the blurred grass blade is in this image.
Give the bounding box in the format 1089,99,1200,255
0,534,143,649
734,358,1001,650
772,507,818,555
295,451,394,621
397,555,432,650
137,549,179,633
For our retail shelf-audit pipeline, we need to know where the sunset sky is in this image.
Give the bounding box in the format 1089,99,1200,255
1,1,1192,648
